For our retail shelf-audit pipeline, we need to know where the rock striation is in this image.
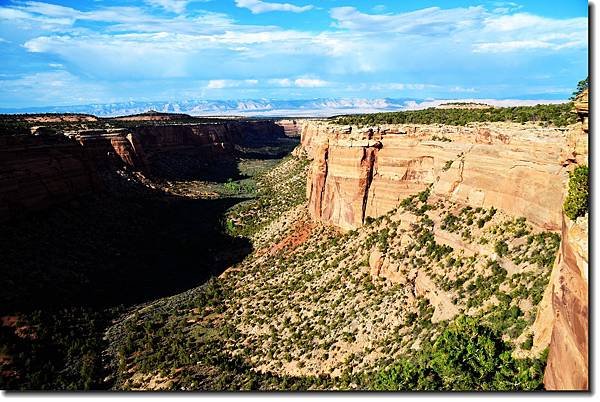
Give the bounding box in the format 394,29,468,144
302,120,571,231
0,120,286,221
302,107,589,390
0,135,99,220
533,92,589,391
276,119,304,137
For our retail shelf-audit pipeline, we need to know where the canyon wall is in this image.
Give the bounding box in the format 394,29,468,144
0,120,285,221
533,90,589,390
276,119,303,137
303,121,571,231
0,135,99,220
302,95,588,390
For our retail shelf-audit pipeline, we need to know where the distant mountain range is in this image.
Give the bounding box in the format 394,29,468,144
0,97,566,117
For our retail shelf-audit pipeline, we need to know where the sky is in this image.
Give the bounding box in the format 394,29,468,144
0,0,589,108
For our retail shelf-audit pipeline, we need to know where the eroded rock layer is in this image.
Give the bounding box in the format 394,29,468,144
0,135,98,220
0,121,285,221
533,92,589,391
302,109,589,390
276,119,303,137
302,121,572,231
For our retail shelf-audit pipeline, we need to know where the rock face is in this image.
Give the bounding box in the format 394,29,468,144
276,119,303,137
302,121,571,231
0,135,98,220
537,215,589,390
0,120,286,221
303,109,589,389
533,92,589,391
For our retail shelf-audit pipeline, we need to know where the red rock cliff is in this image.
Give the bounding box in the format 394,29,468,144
0,135,99,220
1,120,285,220
532,90,589,390
302,121,571,231
302,102,589,389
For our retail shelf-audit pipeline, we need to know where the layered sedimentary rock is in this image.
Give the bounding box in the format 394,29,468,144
303,99,589,389
76,129,146,170
276,119,303,137
536,215,589,390
0,120,285,221
302,121,570,231
533,92,589,391
0,135,98,220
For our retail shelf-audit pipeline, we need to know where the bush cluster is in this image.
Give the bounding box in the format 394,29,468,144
334,103,576,127
563,165,589,220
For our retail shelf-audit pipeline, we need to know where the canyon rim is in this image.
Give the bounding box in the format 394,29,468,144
0,0,590,394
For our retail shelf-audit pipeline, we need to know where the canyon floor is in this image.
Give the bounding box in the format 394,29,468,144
0,135,301,390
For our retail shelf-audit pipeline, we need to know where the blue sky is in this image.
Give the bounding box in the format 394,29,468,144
0,0,589,108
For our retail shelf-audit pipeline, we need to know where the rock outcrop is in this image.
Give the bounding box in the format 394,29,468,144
0,135,99,220
0,120,286,221
302,121,571,231
276,119,304,137
302,106,589,389
532,92,589,391
535,214,589,390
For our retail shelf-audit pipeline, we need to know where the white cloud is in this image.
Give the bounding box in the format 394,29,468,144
235,0,313,14
475,13,587,53
293,77,329,87
449,86,477,93
145,0,190,14
267,78,292,86
207,79,258,89
330,6,486,35
206,77,328,89
374,83,437,91
0,2,587,105
270,77,331,87
0,71,110,106
474,40,556,53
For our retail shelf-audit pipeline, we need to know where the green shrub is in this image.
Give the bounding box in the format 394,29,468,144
494,240,509,257
334,103,576,127
521,335,534,350
374,316,546,391
442,160,454,171
563,165,589,220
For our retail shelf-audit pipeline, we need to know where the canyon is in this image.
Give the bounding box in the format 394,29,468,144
0,97,588,390
0,118,293,221
300,91,589,390
303,121,571,231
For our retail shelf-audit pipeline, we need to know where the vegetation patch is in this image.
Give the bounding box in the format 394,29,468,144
563,165,589,220
334,103,576,127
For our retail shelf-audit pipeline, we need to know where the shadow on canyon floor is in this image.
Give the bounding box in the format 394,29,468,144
0,134,298,390
0,184,252,315
145,138,299,183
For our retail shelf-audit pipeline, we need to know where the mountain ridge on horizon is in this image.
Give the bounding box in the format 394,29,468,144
0,97,569,118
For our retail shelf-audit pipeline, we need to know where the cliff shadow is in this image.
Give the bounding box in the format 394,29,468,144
145,153,244,183
0,191,253,314
145,138,300,183
236,137,301,161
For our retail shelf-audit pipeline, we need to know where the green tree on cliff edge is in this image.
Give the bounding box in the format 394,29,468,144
571,77,589,100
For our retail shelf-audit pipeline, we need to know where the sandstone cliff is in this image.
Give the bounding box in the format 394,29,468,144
301,108,589,389
302,120,571,231
532,92,589,390
276,119,304,137
0,120,286,221
0,135,99,220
